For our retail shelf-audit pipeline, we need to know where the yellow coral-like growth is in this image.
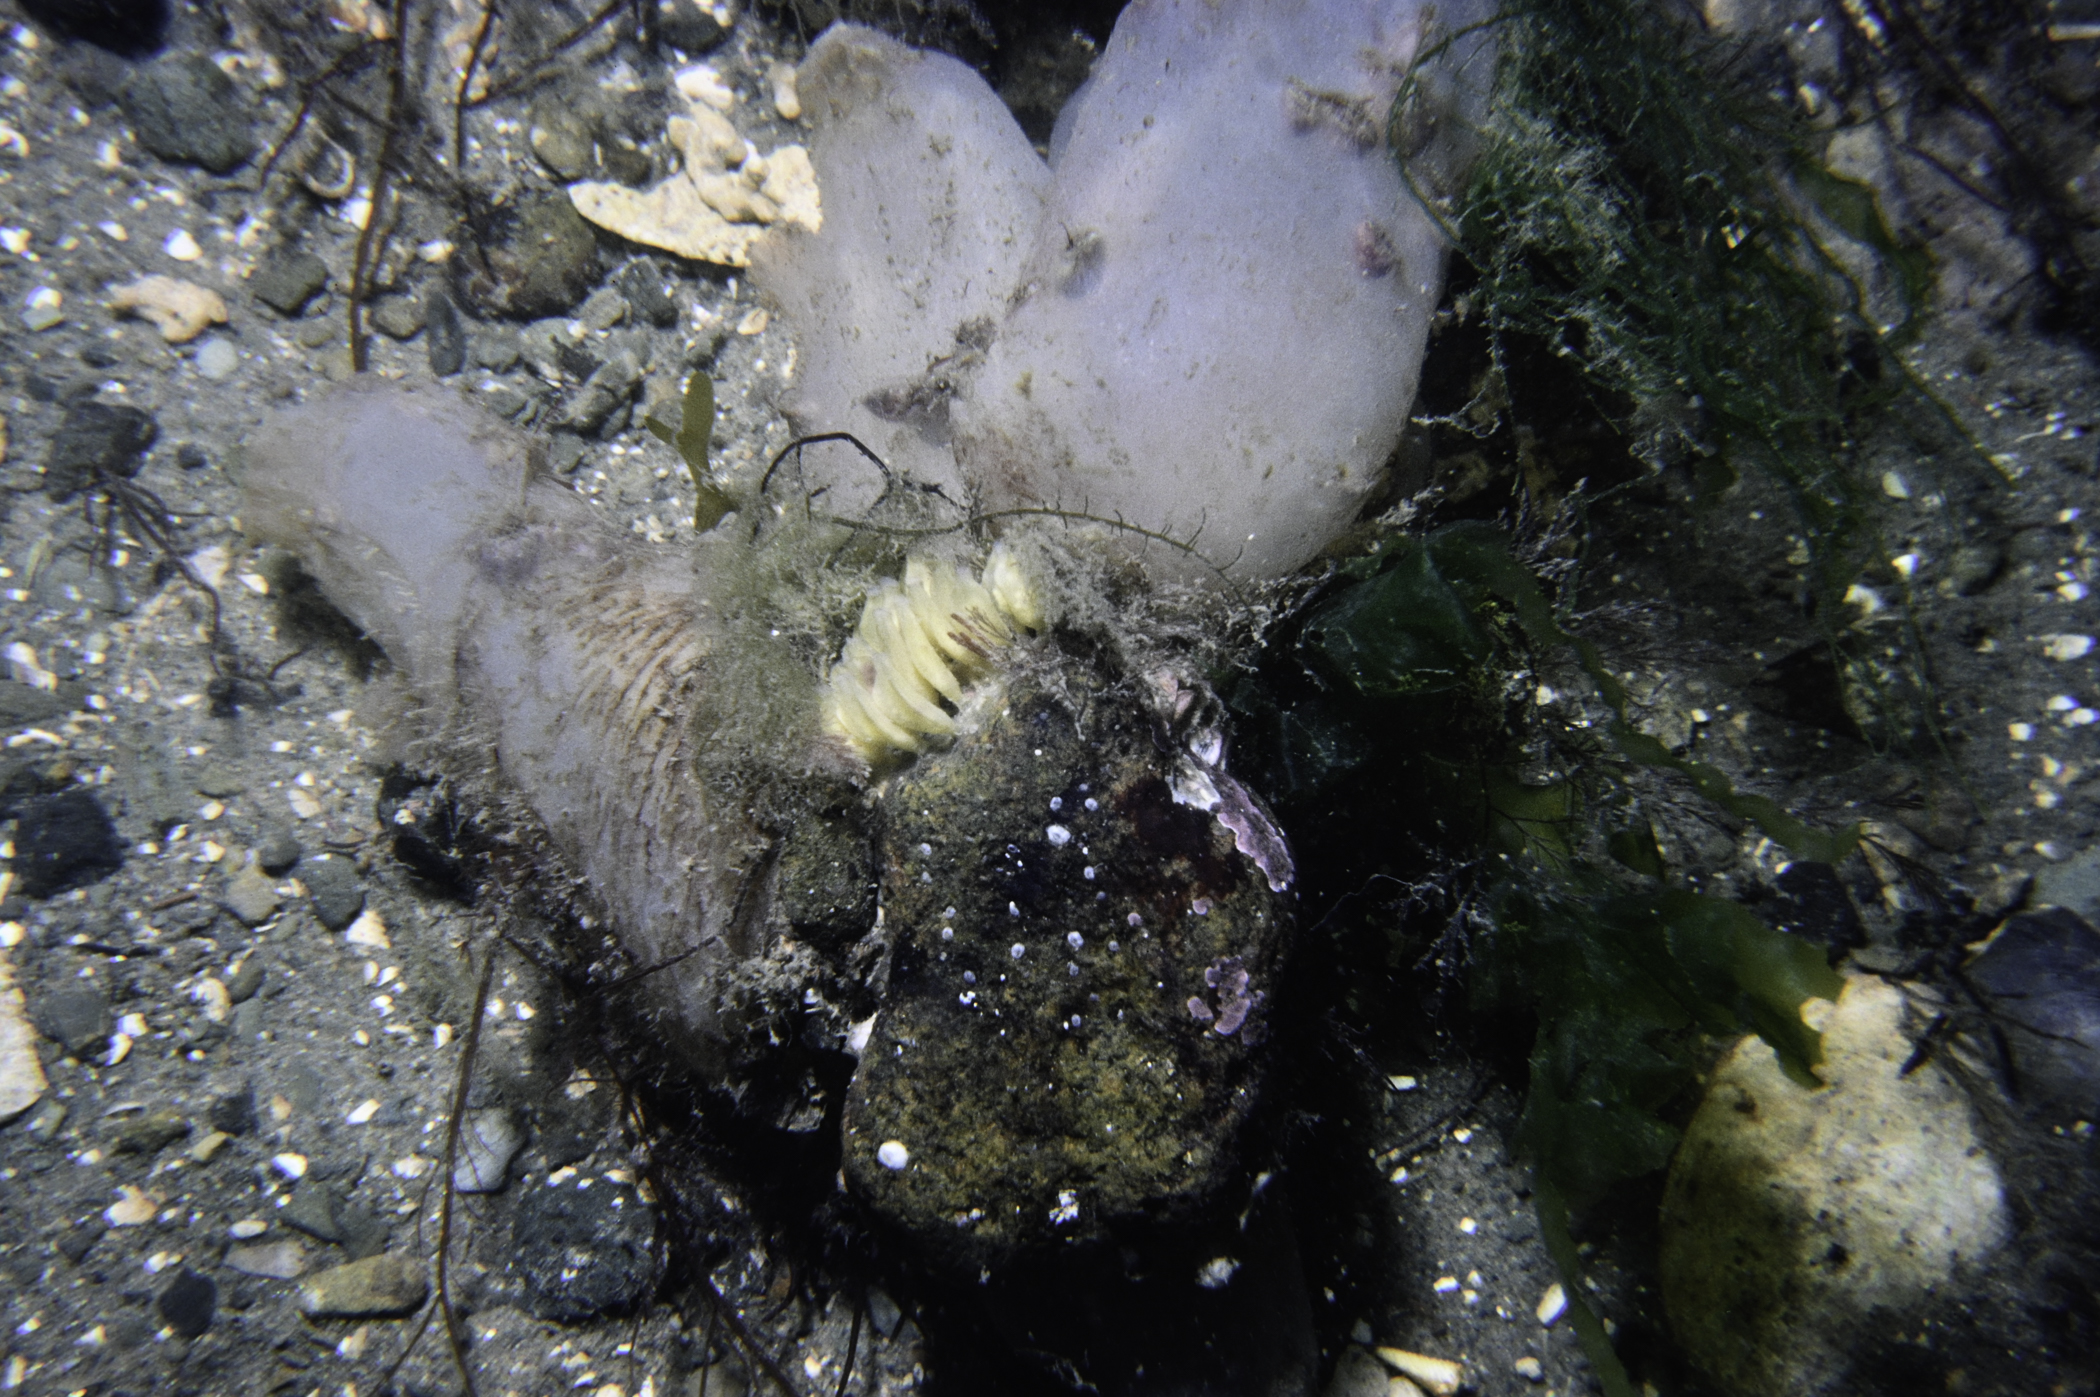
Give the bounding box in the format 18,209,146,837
822,546,1040,761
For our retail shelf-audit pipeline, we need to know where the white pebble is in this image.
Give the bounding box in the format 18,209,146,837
21,285,62,331
194,336,238,380
1046,824,1072,846
876,1139,909,1170
1536,1281,1568,1326
163,227,202,261
2041,634,2095,661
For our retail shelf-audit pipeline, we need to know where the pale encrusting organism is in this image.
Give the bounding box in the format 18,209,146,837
243,0,1491,1280
819,545,1043,761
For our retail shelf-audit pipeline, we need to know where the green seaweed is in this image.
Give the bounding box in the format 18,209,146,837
643,371,736,531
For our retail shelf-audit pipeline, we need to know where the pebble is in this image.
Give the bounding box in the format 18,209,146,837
156,1266,217,1338
111,1109,190,1156
21,286,63,331
302,854,365,930
472,193,598,319
513,1176,656,1321
120,53,256,173
13,790,124,896
426,290,468,376
657,0,728,53
105,1185,160,1227
615,259,680,328
866,1286,903,1338
1536,1281,1566,1325
271,1152,309,1179
344,907,390,949
208,1084,257,1135
163,228,202,262
250,248,331,316
194,764,246,799
254,827,302,873
30,981,112,1059
297,1253,429,1318
1374,1348,1463,1397
0,951,48,1122
1513,1355,1545,1382
877,1139,909,1170
42,400,158,502
579,286,628,331
224,1240,306,1280
560,346,645,434
221,861,281,926
226,958,266,1003
194,335,239,381
528,102,596,182
453,1107,525,1193
370,293,426,340
282,1184,345,1242
471,327,522,371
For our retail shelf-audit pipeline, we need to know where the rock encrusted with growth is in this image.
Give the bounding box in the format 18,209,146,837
845,667,1293,1269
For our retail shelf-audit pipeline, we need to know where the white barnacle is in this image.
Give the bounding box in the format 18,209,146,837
820,545,1043,762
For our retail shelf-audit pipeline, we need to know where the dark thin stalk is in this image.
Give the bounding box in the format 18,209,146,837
453,0,499,173
435,942,501,1397
348,0,412,373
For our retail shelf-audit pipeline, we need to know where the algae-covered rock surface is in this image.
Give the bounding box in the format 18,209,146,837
847,665,1292,1268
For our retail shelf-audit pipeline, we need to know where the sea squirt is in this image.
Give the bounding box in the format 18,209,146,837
242,381,1296,1272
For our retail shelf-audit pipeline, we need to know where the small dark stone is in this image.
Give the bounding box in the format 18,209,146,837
80,340,125,368
192,764,244,798
175,442,210,470
208,1084,257,1136
655,0,727,53
1761,861,1864,954
370,294,426,340
426,291,468,377
251,248,331,316
32,984,110,1058
55,1223,105,1263
120,53,254,174
616,259,680,328
255,828,302,874
156,1266,217,1338
339,1201,391,1261
528,102,596,182
462,193,599,321
44,401,159,502
282,1186,346,1244
1966,908,2100,1114
278,1060,324,1115
0,680,73,728
225,958,266,1003
15,790,124,897
112,1110,190,1156
514,1176,656,1320
471,328,521,372
20,0,168,57
302,855,364,931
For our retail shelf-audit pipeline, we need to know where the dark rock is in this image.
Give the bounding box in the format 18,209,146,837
528,102,596,182
254,828,302,873
208,1084,257,1136
559,347,645,434
111,1109,190,1156
479,383,532,421
44,401,158,502
339,1201,391,1261
120,53,254,174
0,680,75,728
277,1060,324,1115
471,328,521,372
156,1266,217,1338
1760,861,1864,954
513,1174,656,1320
79,340,125,368
302,855,364,931
282,1186,345,1243
250,249,331,316
176,442,209,469
15,790,124,897
616,259,680,328
596,138,653,187
225,959,266,1004
655,0,727,53
462,193,598,321
1966,908,2100,1115
369,294,425,340
426,291,468,377
845,671,1294,1273
55,1223,104,1263
21,0,168,56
